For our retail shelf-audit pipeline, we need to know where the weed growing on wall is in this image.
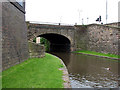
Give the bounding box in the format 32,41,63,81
40,37,50,52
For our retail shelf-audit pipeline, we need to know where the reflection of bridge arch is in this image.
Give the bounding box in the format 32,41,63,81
39,33,71,52
28,23,76,52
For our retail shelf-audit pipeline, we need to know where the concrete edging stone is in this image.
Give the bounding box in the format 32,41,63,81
50,54,71,88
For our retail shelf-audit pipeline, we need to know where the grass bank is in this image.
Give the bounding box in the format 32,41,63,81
73,50,119,59
2,53,64,88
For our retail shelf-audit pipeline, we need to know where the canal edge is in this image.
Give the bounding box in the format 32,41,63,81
50,54,71,88
74,52,119,60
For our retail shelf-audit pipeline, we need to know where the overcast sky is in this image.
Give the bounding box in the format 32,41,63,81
25,0,120,25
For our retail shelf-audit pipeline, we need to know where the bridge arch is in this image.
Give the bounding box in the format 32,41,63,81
38,33,71,52
28,23,76,52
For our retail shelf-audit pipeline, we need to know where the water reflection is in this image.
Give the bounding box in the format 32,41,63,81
50,52,119,88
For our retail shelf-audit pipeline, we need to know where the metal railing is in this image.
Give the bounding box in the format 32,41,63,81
28,21,74,26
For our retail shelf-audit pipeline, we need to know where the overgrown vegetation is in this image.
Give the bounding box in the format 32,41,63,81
73,50,119,59
82,24,87,28
2,53,64,88
40,37,50,52
33,38,36,43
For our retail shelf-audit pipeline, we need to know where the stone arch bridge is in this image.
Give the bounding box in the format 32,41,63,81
27,23,76,52
27,22,119,54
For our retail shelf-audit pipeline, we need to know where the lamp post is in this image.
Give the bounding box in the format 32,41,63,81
78,9,82,25
82,18,84,25
106,0,108,24
87,17,89,24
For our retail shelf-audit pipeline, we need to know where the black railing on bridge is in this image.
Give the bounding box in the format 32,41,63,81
28,21,74,26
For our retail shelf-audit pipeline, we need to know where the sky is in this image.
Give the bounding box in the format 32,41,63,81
25,0,120,25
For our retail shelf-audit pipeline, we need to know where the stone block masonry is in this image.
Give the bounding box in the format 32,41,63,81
2,2,29,70
75,24,119,55
74,25,88,51
0,30,1,71
87,24,119,55
29,41,45,58
105,22,120,28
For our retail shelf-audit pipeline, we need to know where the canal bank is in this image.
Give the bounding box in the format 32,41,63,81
52,54,71,88
2,53,71,88
72,50,119,60
51,52,120,88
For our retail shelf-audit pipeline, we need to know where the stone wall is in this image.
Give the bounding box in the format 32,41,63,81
29,41,45,58
0,2,2,72
75,24,119,55
2,2,29,70
74,25,88,51
105,22,120,28
87,24,119,55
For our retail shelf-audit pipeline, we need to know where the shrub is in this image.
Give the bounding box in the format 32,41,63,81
40,37,50,52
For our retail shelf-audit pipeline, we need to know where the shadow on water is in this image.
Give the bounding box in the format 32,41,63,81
49,52,120,88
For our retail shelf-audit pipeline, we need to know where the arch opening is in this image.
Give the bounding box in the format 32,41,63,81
38,33,71,52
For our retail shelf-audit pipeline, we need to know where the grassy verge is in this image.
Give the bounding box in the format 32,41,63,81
2,53,64,88
73,50,120,59
0,72,2,89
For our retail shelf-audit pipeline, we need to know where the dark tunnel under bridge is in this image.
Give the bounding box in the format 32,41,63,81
39,33,71,52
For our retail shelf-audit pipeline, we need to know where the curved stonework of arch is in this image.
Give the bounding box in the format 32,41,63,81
27,23,76,52
31,32,72,44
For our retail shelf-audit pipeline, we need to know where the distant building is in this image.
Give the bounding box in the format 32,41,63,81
36,37,41,44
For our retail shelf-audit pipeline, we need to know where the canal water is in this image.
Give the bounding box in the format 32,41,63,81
50,52,120,88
